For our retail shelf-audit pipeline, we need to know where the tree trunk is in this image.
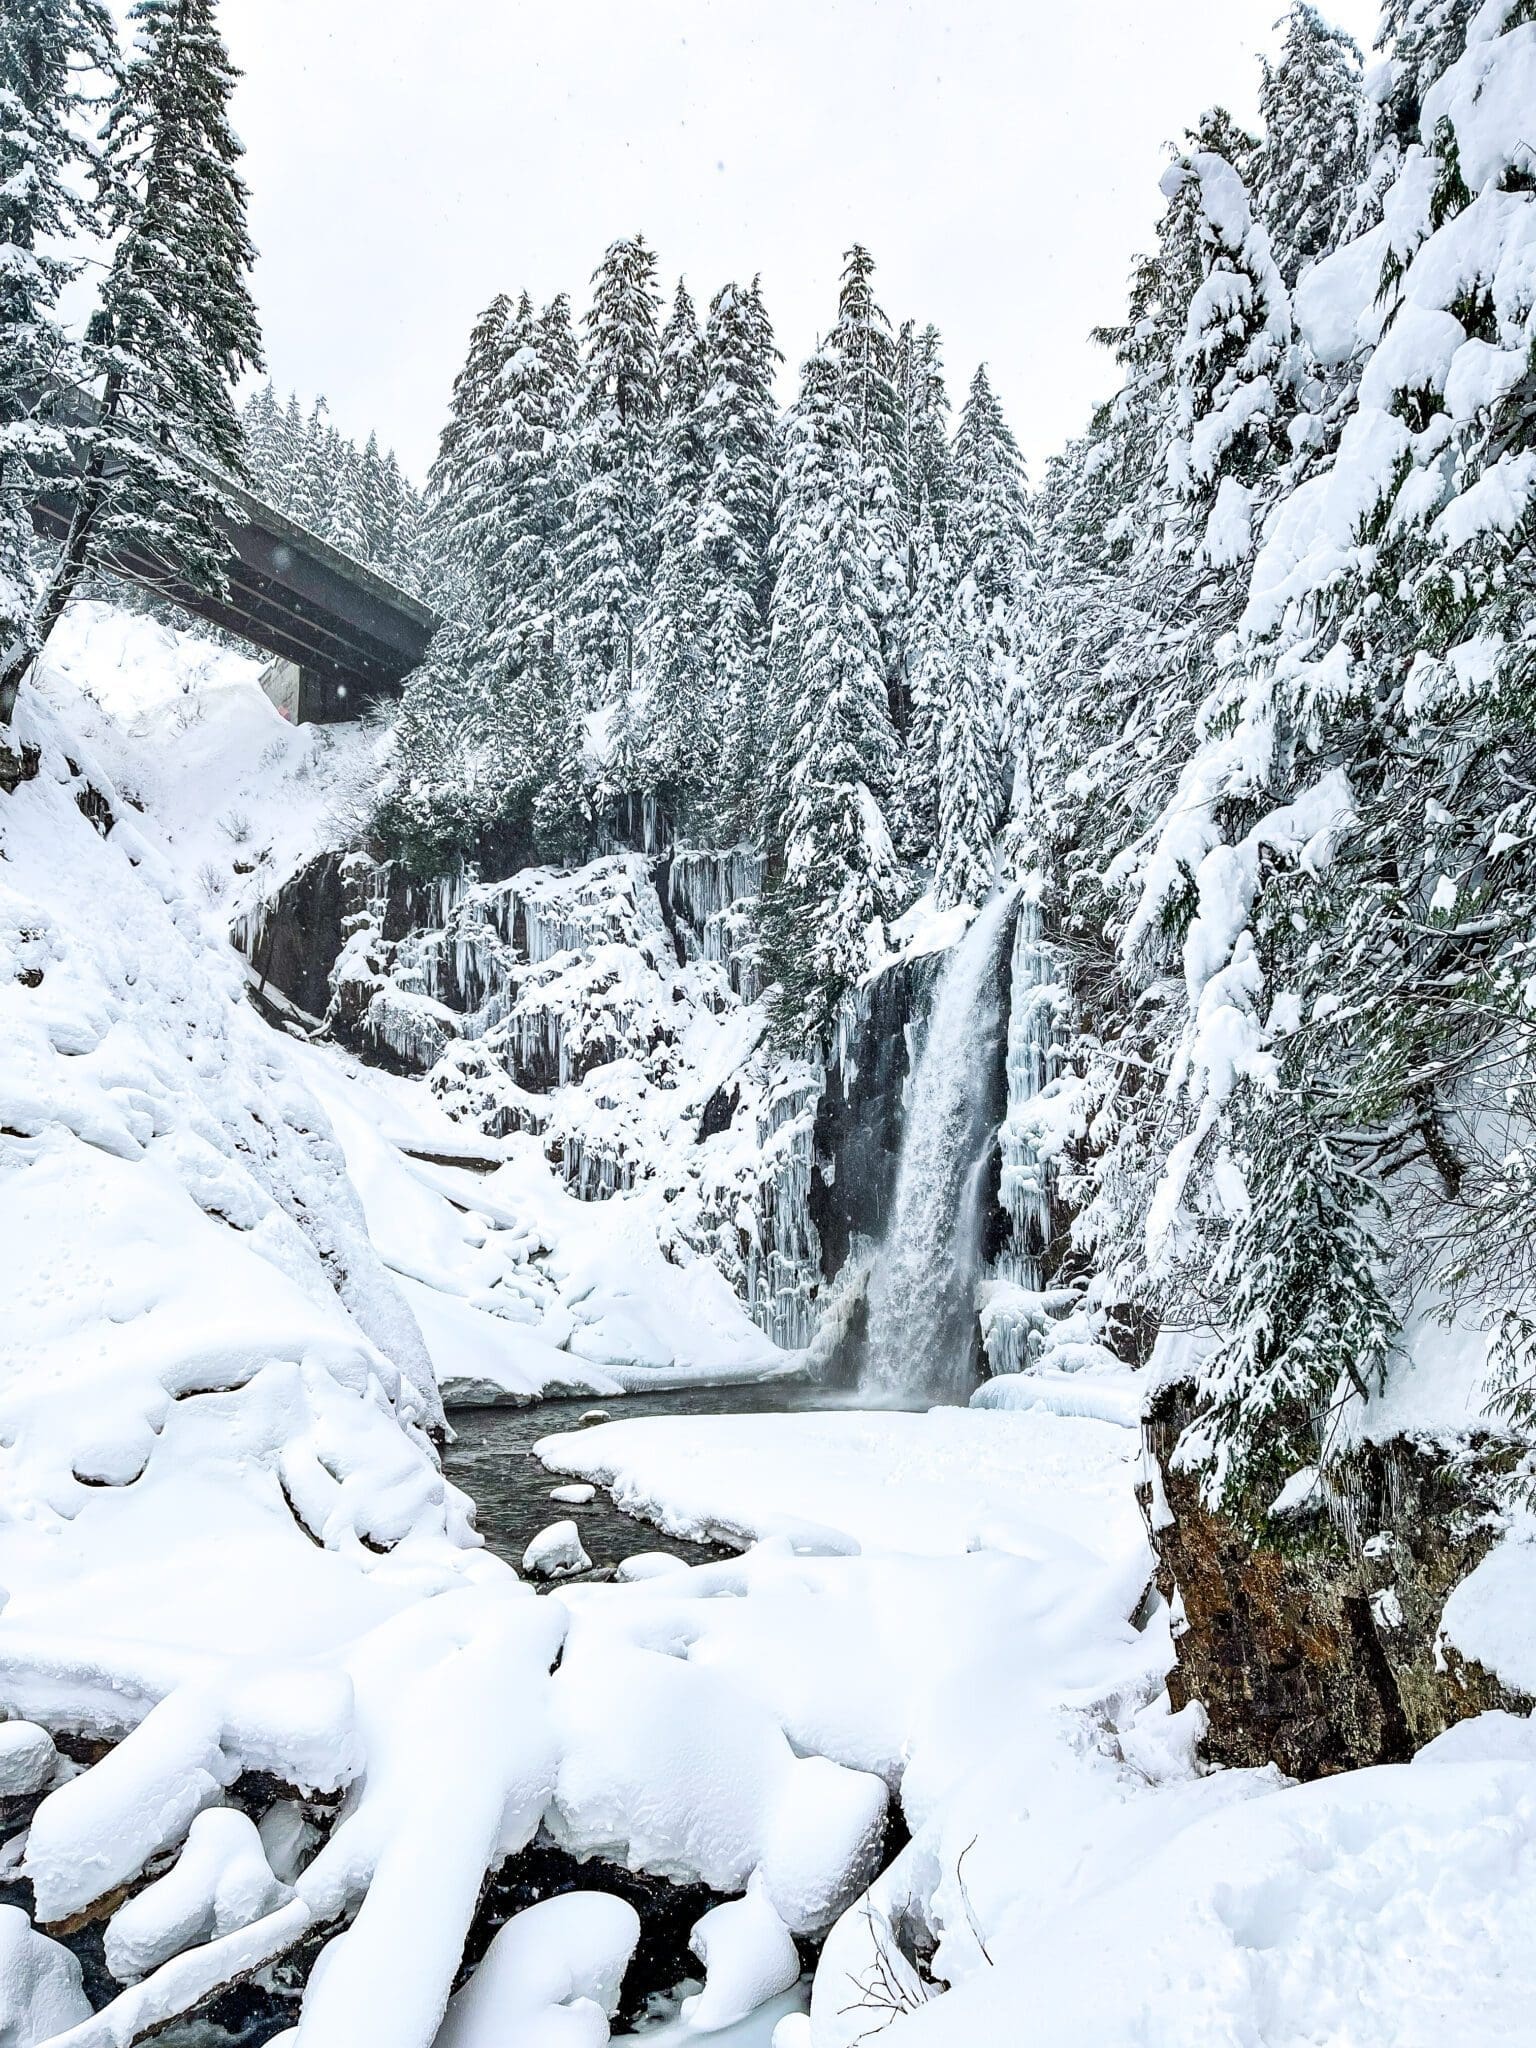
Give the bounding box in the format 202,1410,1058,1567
0,373,121,726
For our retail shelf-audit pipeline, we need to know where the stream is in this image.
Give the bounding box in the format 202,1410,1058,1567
443,1378,867,1574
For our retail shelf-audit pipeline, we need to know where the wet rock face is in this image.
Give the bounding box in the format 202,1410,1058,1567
1142,1380,1530,1779
239,850,349,1021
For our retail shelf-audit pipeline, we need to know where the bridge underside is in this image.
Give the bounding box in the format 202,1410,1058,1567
32,478,439,723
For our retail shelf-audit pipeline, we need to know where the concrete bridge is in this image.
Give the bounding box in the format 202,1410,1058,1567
31,444,440,725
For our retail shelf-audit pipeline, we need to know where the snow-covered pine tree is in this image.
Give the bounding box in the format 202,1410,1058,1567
288,398,335,536
829,244,910,726
564,234,662,705
946,363,1033,760
1114,10,1536,1509
487,290,582,819
760,347,902,1043
899,499,947,860
276,388,305,514
424,292,513,627
1180,1071,1396,1516
4,0,262,719
932,575,1002,909
1164,147,1292,567
897,321,953,544
357,429,399,566
638,277,712,811
697,276,780,834
239,380,284,500
1253,4,1364,288
327,434,370,560
0,0,114,714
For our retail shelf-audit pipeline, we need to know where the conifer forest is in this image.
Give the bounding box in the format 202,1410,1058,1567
3,3,1536,2045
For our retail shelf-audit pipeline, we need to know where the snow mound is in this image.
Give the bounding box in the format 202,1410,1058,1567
682,1882,802,2034
523,1521,593,1580
433,1892,640,2048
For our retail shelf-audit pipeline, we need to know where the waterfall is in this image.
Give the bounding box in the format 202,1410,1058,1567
862,890,1016,1403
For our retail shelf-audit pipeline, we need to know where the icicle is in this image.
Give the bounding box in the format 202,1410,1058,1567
984,887,1068,1375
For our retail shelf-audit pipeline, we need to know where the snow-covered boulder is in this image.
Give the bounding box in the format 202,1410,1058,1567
105,1807,291,1983
433,1891,640,2047
550,1483,597,1506
523,1521,593,1580
0,1905,92,2046
681,1881,802,2033
614,1552,690,1583
0,1722,58,1798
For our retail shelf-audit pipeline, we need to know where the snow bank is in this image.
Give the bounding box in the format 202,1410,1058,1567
537,1406,1146,1561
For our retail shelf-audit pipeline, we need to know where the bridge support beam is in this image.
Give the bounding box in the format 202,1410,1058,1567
259,658,360,726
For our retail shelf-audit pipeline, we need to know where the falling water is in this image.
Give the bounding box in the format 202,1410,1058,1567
862,890,1017,1403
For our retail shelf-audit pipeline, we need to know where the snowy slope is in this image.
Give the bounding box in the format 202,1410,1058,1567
34,602,382,923
291,1038,794,1403
0,625,893,2046
538,1405,1536,2048
25,607,799,1405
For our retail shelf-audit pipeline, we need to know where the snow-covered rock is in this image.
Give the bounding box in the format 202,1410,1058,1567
0,1905,92,2046
0,1722,58,1798
105,1807,291,1983
551,1484,597,1506
523,1521,593,1580
682,1882,802,2034
433,1892,640,2048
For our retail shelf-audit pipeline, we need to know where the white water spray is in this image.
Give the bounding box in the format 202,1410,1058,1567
862,890,1016,1403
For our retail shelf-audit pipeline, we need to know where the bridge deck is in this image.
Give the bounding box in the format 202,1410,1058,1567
31,435,440,722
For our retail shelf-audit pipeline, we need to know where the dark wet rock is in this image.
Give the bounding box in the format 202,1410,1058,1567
1142,1378,1531,1779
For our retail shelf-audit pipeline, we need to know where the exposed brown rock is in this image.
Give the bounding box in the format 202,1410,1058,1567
1142,1378,1529,1779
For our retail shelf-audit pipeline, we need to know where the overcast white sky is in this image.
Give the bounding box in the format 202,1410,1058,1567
213,0,1381,483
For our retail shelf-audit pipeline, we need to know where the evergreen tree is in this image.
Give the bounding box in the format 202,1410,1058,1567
424,291,512,624
0,0,114,710
239,380,283,499
829,244,909,725
946,363,1034,757
277,389,305,513
488,290,579,805
3,0,262,719
639,277,712,807
697,276,780,833
932,577,1002,909
1254,4,1364,288
900,500,947,858
1181,1078,1396,1515
761,348,901,1041
564,234,661,702
896,321,953,544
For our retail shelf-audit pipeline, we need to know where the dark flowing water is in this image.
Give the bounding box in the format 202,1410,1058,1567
443,1378,861,1575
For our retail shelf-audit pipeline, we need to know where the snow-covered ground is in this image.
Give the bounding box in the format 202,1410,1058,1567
538,1404,1536,2048
291,1039,794,1405
6,605,1536,2048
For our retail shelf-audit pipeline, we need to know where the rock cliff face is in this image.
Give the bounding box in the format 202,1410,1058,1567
238,845,826,1346
242,859,1029,1373
1142,1381,1530,1778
